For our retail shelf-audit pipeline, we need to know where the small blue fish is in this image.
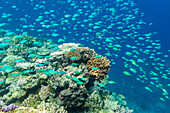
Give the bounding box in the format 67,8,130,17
15,59,25,63
58,71,67,74
11,73,22,77
35,63,44,67
4,68,15,73
70,56,79,60
20,40,27,44
0,80,6,84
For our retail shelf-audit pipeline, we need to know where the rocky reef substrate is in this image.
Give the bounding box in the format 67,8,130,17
0,35,133,113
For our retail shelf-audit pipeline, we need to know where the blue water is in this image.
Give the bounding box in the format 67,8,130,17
0,0,170,112
136,0,170,50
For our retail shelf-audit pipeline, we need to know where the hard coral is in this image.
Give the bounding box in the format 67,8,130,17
66,47,95,62
84,90,103,112
38,85,50,101
0,42,133,113
57,87,88,108
37,101,67,113
66,49,81,61
12,35,36,47
87,55,111,82
21,94,41,108
79,47,95,62
59,88,72,100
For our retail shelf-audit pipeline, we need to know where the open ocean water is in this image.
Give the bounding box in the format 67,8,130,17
0,0,170,113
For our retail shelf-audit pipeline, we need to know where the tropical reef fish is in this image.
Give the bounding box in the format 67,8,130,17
0,0,169,104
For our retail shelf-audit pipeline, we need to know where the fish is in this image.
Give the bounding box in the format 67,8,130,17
19,40,27,44
11,73,22,77
22,69,34,74
0,0,169,104
15,59,25,63
70,56,79,60
70,63,79,66
91,67,100,70
74,71,81,74
108,81,117,84
0,80,6,84
28,54,38,58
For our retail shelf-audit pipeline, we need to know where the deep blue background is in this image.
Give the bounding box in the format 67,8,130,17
136,0,170,50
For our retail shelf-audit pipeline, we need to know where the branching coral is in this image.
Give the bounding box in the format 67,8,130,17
38,85,50,101
87,55,111,82
59,88,72,100
84,90,104,112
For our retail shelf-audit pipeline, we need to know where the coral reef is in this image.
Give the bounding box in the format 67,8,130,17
0,35,133,113
84,90,104,112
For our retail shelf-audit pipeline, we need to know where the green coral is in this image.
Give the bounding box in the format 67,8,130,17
12,35,36,47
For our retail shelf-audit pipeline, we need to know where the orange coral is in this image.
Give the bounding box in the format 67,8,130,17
67,49,81,61
87,55,111,82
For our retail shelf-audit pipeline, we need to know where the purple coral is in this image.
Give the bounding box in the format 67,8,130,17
0,104,19,112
